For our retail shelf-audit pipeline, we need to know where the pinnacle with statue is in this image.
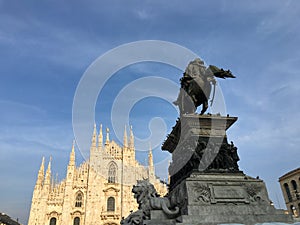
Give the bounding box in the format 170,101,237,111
122,58,293,225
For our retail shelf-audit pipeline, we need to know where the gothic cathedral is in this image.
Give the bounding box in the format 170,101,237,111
28,124,168,225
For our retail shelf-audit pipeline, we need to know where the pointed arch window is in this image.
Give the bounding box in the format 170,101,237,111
107,197,115,212
49,217,57,225
73,217,80,225
108,163,117,183
75,192,83,207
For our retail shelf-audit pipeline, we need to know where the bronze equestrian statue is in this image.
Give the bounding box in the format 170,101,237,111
173,58,235,115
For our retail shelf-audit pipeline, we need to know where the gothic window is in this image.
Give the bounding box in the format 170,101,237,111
49,217,56,225
73,217,80,225
284,183,292,202
108,163,117,183
107,197,115,212
75,192,83,207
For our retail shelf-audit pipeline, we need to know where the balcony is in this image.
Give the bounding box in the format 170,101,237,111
100,211,121,220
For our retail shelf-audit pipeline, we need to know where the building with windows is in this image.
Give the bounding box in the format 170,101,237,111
28,124,167,225
0,212,21,225
279,167,300,217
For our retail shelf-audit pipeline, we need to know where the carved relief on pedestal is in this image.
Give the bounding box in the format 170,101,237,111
191,183,211,204
243,183,264,203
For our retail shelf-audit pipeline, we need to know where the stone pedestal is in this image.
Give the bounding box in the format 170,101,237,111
144,211,176,225
160,114,293,225
162,115,240,190
123,114,293,225
168,172,293,225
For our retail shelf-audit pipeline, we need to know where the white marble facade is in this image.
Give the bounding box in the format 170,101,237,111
28,125,167,225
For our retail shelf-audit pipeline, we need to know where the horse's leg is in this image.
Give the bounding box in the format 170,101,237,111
200,100,208,115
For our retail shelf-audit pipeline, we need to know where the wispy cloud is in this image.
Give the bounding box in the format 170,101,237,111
256,0,298,37
0,11,105,71
136,9,151,20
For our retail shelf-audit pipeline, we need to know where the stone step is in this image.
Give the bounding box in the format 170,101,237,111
175,214,293,225
144,219,176,225
186,204,278,215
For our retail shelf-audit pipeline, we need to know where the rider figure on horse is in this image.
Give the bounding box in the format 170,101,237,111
173,58,235,115
173,58,216,115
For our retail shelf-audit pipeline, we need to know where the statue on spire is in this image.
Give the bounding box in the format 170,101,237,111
106,127,110,143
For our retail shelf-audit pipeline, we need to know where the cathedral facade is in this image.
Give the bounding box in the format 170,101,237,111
28,124,167,225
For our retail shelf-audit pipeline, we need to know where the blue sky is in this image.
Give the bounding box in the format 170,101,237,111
1,1,300,224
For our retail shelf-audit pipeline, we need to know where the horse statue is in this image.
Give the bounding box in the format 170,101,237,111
173,58,235,115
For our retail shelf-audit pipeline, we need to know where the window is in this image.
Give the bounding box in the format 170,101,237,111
108,163,117,183
284,183,292,202
73,217,80,225
107,197,115,212
49,217,56,225
75,192,83,207
291,180,297,190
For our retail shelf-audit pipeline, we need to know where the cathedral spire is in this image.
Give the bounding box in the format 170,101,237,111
129,125,134,150
91,123,97,148
148,143,155,181
36,156,45,187
66,142,76,184
168,160,171,185
148,143,154,168
39,156,45,176
105,127,110,144
123,125,128,148
98,124,103,148
45,156,52,185
69,140,76,167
